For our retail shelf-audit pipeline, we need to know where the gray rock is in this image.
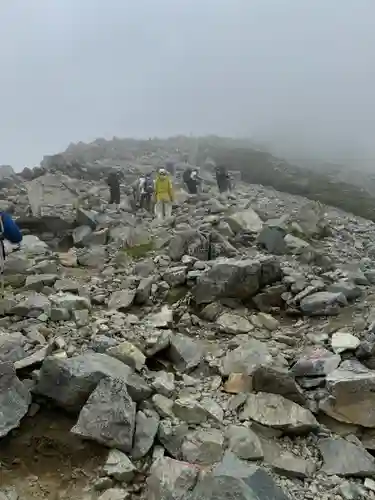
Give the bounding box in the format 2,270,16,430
151,371,175,397
0,362,31,438
319,437,375,477
71,376,136,452
291,347,341,377
181,429,224,465
73,225,92,246
216,313,252,334
169,230,209,261
147,457,199,500
103,449,136,482
125,372,153,402
226,425,263,460
50,292,91,312
10,293,50,318
108,290,136,311
78,245,107,268
34,352,132,413
257,222,287,255
98,488,129,500
148,305,173,328
163,266,188,287
54,279,80,293
193,257,281,305
300,291,347,316
107,341,145,371
271,452,316,479
152,394,175,419
76,207,98,229
135,276,154,305
158,420,189,459
0,333,27,363
225,208,263,234
240,392,318,434
172,397,210,424
320,360,375,427
221,339,273,376
328,280,362,301
24,274,58,292
252,365,306,405
168,333,203,372
331,332,360,354
132,410,160,459
184,451,291,500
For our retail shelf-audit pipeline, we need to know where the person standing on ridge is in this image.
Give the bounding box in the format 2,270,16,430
106,170,121,205
154,168,174,220
215,165,230,193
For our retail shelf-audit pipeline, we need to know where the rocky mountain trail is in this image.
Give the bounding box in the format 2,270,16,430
2,146,375,499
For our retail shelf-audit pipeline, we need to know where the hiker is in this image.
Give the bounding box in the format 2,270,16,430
183,167,201,194
165,160,175,177
215,165,231,193
139,173,154,211
154,168,174,220
106,171,121,205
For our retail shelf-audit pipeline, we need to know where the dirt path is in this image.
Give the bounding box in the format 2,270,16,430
0,407,107,500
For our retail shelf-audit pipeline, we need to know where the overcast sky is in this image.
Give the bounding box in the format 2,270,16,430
1,0,374,168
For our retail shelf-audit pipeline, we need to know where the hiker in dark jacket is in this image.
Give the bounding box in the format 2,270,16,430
215,165,230,193
106,171,121,205
0,212,22,244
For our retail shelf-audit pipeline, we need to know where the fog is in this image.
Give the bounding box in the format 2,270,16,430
1,0,374,169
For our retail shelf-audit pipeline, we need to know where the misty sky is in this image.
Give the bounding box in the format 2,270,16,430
1,0,375,168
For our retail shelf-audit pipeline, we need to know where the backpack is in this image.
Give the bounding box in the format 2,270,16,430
144,177,154,194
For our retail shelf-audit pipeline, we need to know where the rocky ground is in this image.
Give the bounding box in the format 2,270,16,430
2,149,375,500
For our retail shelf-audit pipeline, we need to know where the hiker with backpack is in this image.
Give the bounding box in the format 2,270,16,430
106,170,121,205
183,167,200,194
0,211,23,296
139,173,154,212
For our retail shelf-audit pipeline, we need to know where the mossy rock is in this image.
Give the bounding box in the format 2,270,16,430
123,240,155,259
166,286,188,304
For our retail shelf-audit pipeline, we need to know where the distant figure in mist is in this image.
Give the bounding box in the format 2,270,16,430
106,171,121,205
165,160,175,177
215,165,231,193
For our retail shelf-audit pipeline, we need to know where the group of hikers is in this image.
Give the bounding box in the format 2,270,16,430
106,163,231,220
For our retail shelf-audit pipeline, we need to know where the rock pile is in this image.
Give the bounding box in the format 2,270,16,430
3,150,375,500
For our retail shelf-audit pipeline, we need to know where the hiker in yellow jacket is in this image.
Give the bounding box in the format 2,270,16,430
154,168,174,220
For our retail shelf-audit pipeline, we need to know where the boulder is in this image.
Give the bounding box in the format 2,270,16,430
168,333,203,372
0,362,31,438
300,291,347,316
193,257,281,305
71,377,136,452
184,451,291,500
225,208,263,234
132,410,160,459
24,274,58,292
103,449,136,482
158,421,189,459
163,266,188,287
181,429,224,465
240,392,318,434
291,347,341,377
221,339,273,376
252,365,306,405
226,425,263,460
0,333,27,363
107,341,145,371
216,313,252,334
257,222,287,255
34,353,132,413
147,457,199,500
10,294,50,318
320,360,375,427
319,437,375,477
108,290,136,311
169,230,209,261
331,332,360,354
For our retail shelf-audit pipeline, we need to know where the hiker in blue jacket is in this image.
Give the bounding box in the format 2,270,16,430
0,212,22,244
